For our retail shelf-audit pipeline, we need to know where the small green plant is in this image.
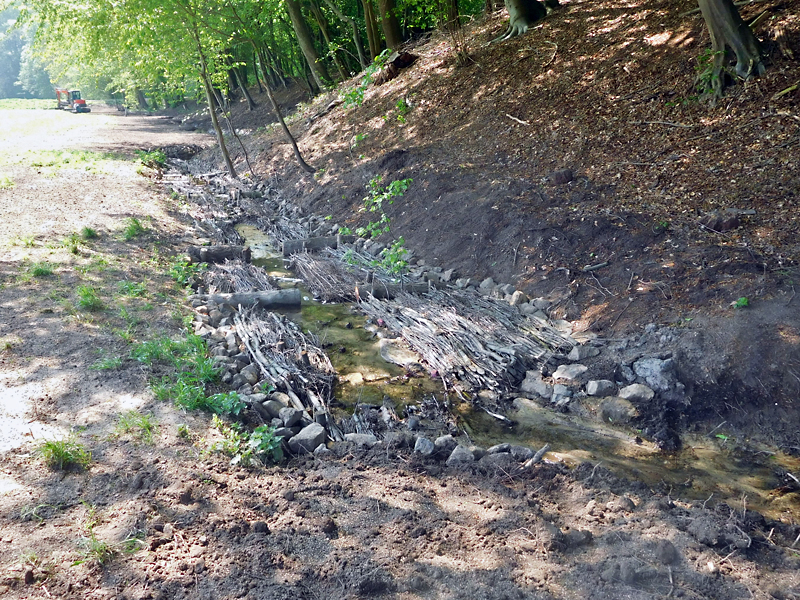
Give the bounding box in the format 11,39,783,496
62,232,82,254
375,237,409,275
732,296,749,309
74,531,114,566
30,262,54,277
356,177,412,239
177,424,192,440
90,355,122,370
0,173,14,189
117,280,147,297
76,285,105,311
121,532,146,554
80,227,98,240
247,424,284,463
338,226,352,235
343,49,392,108
36,438,91,471
123,217,147,241
114,410,157,443
395,97,411,123
210,417,283,466
351,132,368,148
168,257,205,287
135,149,167,170
695,49,725,99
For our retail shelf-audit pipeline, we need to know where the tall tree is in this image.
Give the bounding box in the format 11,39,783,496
285,0,331,89
377,0,403,50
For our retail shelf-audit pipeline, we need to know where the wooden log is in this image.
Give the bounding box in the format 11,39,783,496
187,245,251,264
358,281,430,299
200,289,301,309
282,236,339,256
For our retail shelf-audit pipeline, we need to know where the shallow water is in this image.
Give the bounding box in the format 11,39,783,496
238,225,800,520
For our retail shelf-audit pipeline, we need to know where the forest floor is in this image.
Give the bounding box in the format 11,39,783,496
1,0,800,598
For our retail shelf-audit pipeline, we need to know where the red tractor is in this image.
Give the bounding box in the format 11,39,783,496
55,88,91,113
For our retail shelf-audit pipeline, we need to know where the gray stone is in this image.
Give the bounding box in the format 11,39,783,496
272,427,296,441
455,277,473,289
487,443,511,454
509,445,534,461
619,384,655,402
407,416,421,431
520,371,553,399
414,436,435,456
240,363,260,386
567,345,601,361
262,400,285,419
344,433,378,447
551,384,572,407
469,445,487,460
479,277,495,291
509,290,528,306
619,364,636,381
270,392,292,407
279,407,303,428
499,283,516,295
552,364,588,381
441,268,456,282
446,445,475,465
532,297,551,310
434,434,458,456
287,423,326,454
633,357,676,392
230,374,245,388
655,540,679,565
586,380,615,396
599,397,638,423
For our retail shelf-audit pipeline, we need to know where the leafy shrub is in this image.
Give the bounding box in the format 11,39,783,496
343,50,392,108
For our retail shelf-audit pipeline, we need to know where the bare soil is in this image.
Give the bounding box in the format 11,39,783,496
1,0,800,597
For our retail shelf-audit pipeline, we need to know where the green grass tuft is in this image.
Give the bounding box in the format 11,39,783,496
123,218,147,241
81,226,99,240
30,262,54,277
117,280,147,297
76,285,105,311
114,410,157,443
36,438,91,471
89,355,122,370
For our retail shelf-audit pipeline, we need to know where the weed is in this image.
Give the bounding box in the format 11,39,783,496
62,232,83,254
338,226,352,235
76,285,105,311
247,424,284,463
20,503,59,523
395,97,411,123
121,532,146,554
117,280,147,297
135,149,167,170
90,355,122,370
210,417,282,466
356,177,412,239
81,227,99,240
74,532,114,566
375,237,409,275
15,235,36,247
168,257,205,287
343,49,392,108
732,296,749,309
30,262,54,277
20,550,39,566
0,173,14,189
177,424,192,440
36,438,91,471
695,49,725,99
114,410,157,443
123,218,147,241
351,132,368,148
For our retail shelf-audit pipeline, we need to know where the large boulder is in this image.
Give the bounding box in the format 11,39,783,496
288,423,326,454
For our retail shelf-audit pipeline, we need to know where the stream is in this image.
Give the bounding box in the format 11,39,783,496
239,225,800,521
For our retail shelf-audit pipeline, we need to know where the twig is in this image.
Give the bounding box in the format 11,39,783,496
787,285,795,306
771,81,799,102
590,272,614,296
609,299,633,328
506,114,530,126
582,261,608,272
632,120,694,129
707,421,727,436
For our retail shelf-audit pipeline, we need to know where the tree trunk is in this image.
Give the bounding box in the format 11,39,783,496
361,0,381,60
285,0,331,90
321,0,369,69
201,72,237,179
697,0,765,99
309,0,348,80
233,66,258,111
135,89,149,109
377,0,403,50
252,50,264,92
441,0,460,32
252,41,316,174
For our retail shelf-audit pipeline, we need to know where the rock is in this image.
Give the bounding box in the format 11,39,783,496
344,433,378,447
549,168,574,185
551,383,572,407
479,277,495,291
441,268,457,282
610,496,636,512
469,445,487,460
619,383,655,402
434,434,458,456
487,443,511,454
499,283,516,295
24,568,34,585
279,407,303,428
633,357,676,392
586,380,615,396
520,371,553,399
270,391,292,407
251,521,270,534
563,529,593,548
262,400,284,419
700,210,740,232
239,364,260,386
568,345,601,361
272,427,296,441
599,397,638,424
509,445,534,461
655,539,679,565
406,416,420,431
477,452,519,474
287,423,326,454
446,445,475,465
230,374,245,389
414,436,435,456
509,290,528,306
552,364,588,381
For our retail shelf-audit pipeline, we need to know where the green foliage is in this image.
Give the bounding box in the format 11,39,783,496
338,226,352,235
76,285,105,311
375,237,409,275
343,50,392,108
89,355,122,370
81,226,99,240
29,262,54,277
36,438,91,471
351,132,368,148
123,217,147,241
114,410,157,443
168,257,206,287
211,417,283,466
732,296,749,309
247,424,284,463
135,149,166,170
695,49,724,99
62,232,83,254
0,173,14,189
395,97,411,123
356,177,412,239
74,532,114,566
117,280,147,297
